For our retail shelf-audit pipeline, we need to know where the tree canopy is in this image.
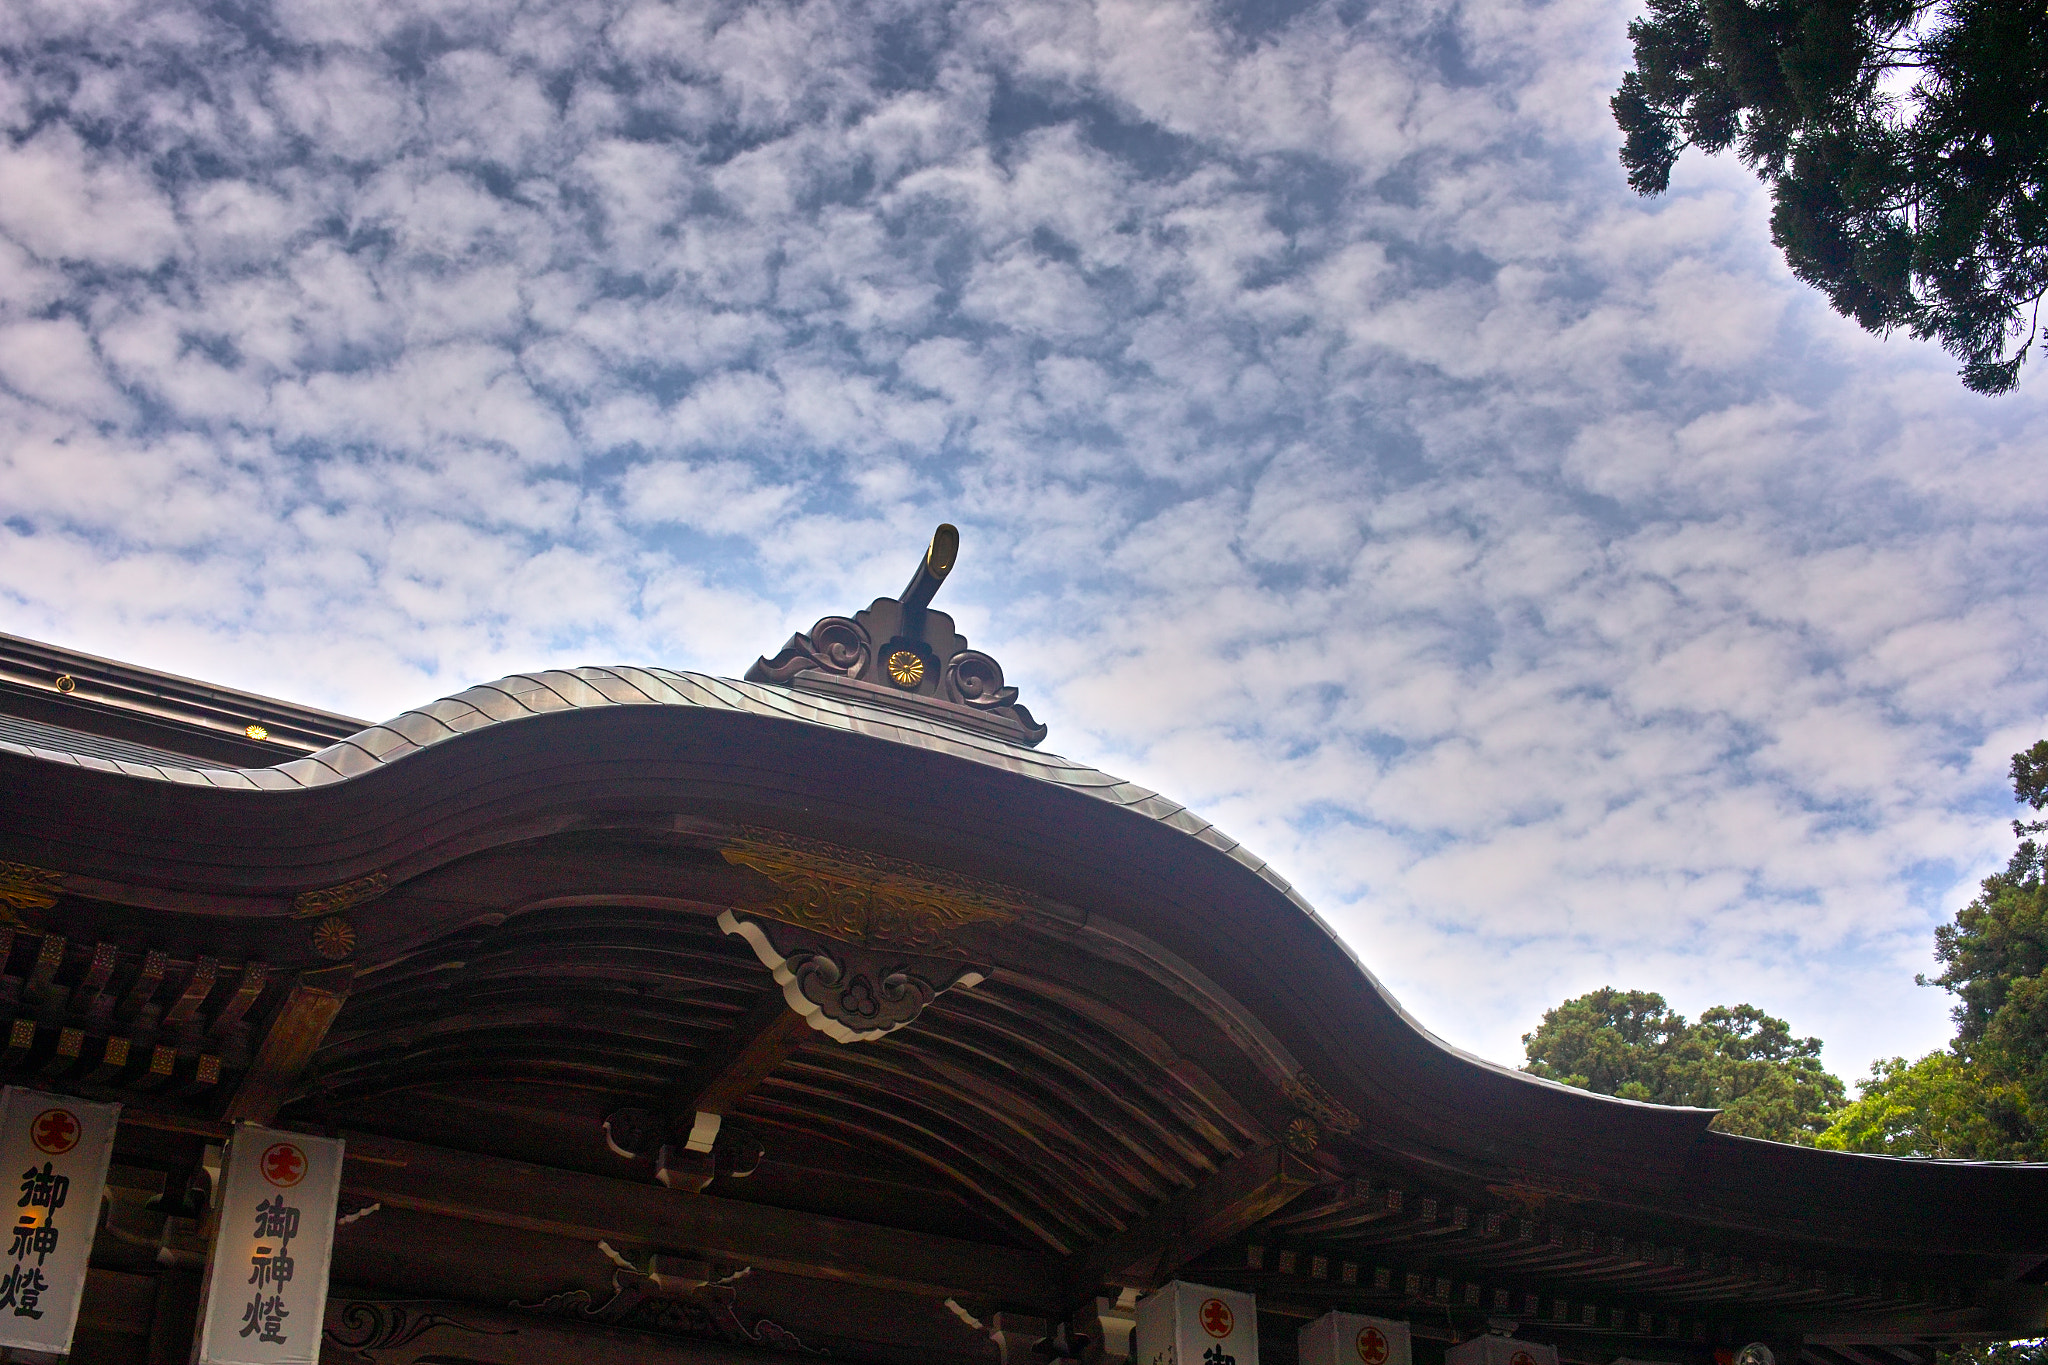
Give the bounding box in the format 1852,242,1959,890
1523,746,2047,1359
1523,987,1846,1142
1611,0,2048,393
1820,739,2048,1158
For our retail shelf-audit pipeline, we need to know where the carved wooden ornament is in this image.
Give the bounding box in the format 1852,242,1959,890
720,829,1019,956
310,915,358,960
745,524,1049,746
292,871,390,918
0,861,62,912
1283,1069,1361,1137
720,909,985,1044
718,831,1020,1040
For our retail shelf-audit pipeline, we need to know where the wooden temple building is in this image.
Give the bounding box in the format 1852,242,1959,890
0,528,2042,1364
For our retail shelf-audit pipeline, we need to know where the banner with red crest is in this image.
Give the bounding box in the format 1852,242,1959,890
1137,1280,1261,1365
0,1085,120,1356
1300,1311,1413,1365
195,1122,344,1365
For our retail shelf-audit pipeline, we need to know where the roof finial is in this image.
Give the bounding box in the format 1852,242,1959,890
745,522,1046,746
901,523,958,612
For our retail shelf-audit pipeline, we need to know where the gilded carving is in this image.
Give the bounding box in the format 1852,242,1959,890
720,830,1019,957
0,862,62,912
885,649,926,687
1282,1070,1361,1136
311,916,358,960
293,872,390,918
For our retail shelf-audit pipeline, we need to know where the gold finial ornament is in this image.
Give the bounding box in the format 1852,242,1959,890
886,650,925,687
244,724,269,741
53,675,76,694
923,523,957,580
900,523,957,610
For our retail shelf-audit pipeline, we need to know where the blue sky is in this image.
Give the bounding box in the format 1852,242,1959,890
2,0,2044,1081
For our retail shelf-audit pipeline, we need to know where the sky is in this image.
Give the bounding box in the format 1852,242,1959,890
2,0,2045,1084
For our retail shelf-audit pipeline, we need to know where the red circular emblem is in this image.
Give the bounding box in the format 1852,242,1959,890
31,1109,79,1156
1509,1352,1538,1365
1199,1298,1234,1339
1356,1328,1390,1365
260,1142,307,1188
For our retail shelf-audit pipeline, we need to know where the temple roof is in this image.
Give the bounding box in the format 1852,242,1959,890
0,533,2044,1363
0,654,1598,1101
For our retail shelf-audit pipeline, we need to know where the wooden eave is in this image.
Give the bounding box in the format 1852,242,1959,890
2,663,2044,1365
0,628,367,763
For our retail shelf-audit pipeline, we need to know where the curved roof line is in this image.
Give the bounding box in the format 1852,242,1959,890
2,662,1661,1116
2,664,1300,881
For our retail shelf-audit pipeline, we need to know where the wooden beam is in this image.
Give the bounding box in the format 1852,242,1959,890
223,963,354,1123
317,1285,994,1365
332,1127,1064,1309
664,988,814,1126
1079,1144,1321,1291
645,989,815,1188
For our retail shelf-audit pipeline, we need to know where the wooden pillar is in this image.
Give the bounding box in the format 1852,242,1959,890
144,1269,201,1365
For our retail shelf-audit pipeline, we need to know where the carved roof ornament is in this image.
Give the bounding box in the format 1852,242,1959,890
717,829,1021,1042
292,872,389,919
720,828,1021,957
1282,1069,1362,1137
719,909,986,1044
0,862,63,913
746,523,1048,747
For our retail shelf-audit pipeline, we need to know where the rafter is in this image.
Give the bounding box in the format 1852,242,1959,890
643,987,817,1189
327,1127,1064,1308
223,963,355,1123
1079,1144,1321,1292
665,988,814,1130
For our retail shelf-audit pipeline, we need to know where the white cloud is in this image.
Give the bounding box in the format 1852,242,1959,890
0,127,180,269
0,0,2042,1087
622,458,800,536
0,319,128,414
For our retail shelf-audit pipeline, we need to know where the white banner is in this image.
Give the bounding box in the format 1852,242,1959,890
1137,1280,1260,1365
1446,1337,1560,1365
0,1086,119,1356
195,1123,344,1365
1300,1312,1412,1365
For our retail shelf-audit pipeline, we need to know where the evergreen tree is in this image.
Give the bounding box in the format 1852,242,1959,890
1612,0,2048,393
1817,1050,2035,1155
1524,988,1845,1142
1821,740,2048,1158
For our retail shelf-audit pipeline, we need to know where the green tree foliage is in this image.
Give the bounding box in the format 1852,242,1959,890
1611,0,2048,393
1929,740,2048,1042
1815,1050,2030,1154
1938,1343,2048,1365
1523,988,1846,1143
1822,740,2048,1159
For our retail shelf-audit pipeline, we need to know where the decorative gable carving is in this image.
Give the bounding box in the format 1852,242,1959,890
716,828,1024,1042
745,524,1048,746
720,829,1021,956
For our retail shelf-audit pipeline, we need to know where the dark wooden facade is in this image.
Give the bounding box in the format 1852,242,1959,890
0,543,2042,1365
